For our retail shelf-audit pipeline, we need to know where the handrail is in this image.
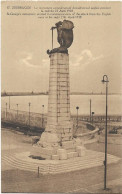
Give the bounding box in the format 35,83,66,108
75,127,100,138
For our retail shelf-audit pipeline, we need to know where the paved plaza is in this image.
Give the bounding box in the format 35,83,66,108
1,128,122,193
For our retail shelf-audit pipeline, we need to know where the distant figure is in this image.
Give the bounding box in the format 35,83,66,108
47,20,74,54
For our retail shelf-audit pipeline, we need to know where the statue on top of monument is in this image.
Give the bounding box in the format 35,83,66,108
47,20,74,54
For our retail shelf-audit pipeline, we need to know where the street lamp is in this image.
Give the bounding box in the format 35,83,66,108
76,106,79,131
16,104,18,117
29,102,31,128
90,99,91,122
9,96,10,109
42,105,44,128
6,103,7,118
101,75,109,190
92,112,95,125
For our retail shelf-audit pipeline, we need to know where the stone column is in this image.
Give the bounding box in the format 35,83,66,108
38,53,73,148
31,52,84,159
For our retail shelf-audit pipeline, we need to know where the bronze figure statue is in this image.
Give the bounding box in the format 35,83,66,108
47,20,74,54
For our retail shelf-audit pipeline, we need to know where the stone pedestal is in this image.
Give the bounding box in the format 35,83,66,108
31,53,85,159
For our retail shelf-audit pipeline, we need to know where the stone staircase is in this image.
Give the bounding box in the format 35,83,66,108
2,150,120,174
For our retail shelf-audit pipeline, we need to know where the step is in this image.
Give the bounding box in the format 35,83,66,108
2,159,48,172
2,154,118,171
2,151,120,174
2,157,48,171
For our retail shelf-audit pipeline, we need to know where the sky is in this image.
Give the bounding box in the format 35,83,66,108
1,1,122,93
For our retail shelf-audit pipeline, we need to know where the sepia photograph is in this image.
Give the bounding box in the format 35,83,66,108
1,1,122,193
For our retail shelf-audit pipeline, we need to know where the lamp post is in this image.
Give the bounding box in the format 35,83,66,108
29,102,31,128
76,106,79,130
9,96,10,109
6,103,7,118
101,75,109,190
90,99,91,122
42,105,44,128
16,104,18,117
92,111,94,125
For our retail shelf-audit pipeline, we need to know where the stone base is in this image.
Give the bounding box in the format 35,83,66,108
30,145,57,160
37,132,61,148
30,141,86,160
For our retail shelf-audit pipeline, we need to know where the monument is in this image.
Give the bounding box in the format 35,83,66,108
31,20,85,160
